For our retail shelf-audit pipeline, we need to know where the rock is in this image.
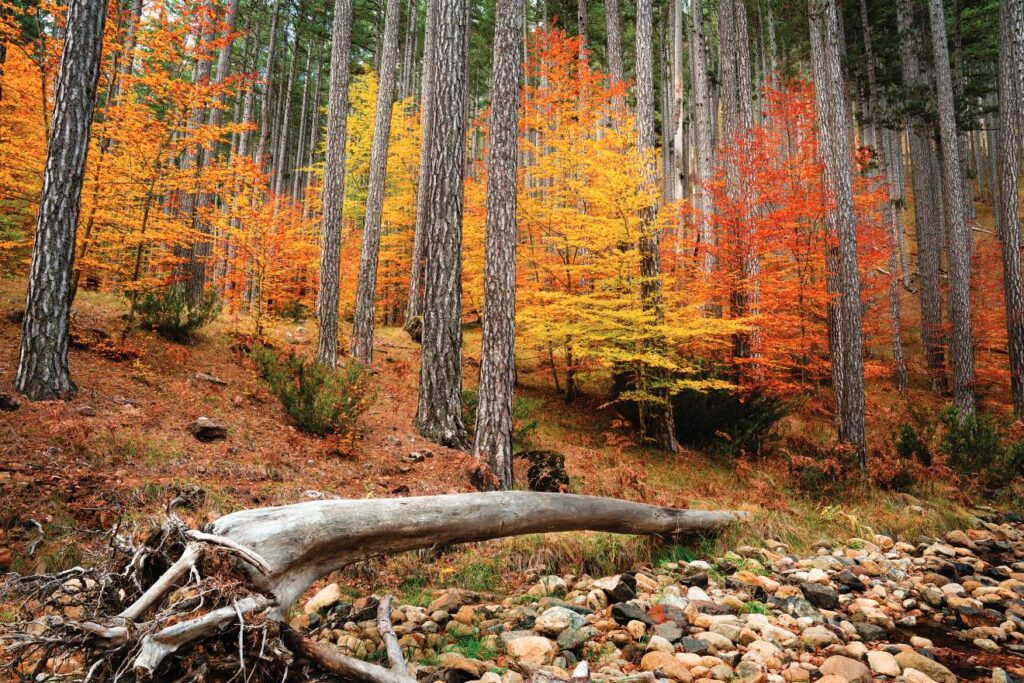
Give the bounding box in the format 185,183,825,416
646,635,674,653
505,636,558,666
514,450,569,492
698,631,734,652
187,417,227,442
973,637,1000,653
593,575,637,603
866,650,901,676
654,621,684,643
899,668,940,683
682,637,710,655
709,664,734,681
893,651,957,683
429,589,480,613
0,394,19,412
639,651,693,682
193,372,228,386
557,626,598,651
626,620,648,640
852,622,888,641
800,625,838,649
819,655,872,683
77,405,97,416
800,582,839,610
535,607,583,635
733,660,767,683
611,602,653,626
439,653,486,678
528,575,568,597
304,583,343,614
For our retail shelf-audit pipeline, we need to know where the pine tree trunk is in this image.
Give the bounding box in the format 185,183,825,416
256,0,283,165
606,0,624,83
897,0,948,393
473,0,522,488
400,0,417,100
635,0,679,452
273,35,300,198
415,0,469,448
16,0,108,401
690,0,715,284
578,0,588,55
405,0,438,326
859,0,907,392
291,46,313,199
997,0,1024,415
351,0,403,364
808,0,867,466
315,0,354,367
926,0,976,415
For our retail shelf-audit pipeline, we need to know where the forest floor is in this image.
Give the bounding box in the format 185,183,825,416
0,274,1016,601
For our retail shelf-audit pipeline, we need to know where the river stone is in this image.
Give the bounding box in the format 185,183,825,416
800,582,839,610
611,602,653,626
866,650,901,676
505,636,558,666
534,607,584,635
893,651,957,683
819,655,872,683
639,651,692,682
654,621,684,642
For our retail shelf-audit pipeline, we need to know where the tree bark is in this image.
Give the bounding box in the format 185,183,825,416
690,0,715,286
578,0,589,56
606,0,624,84
474,0,523,487
256,0,283,165
808,0,867,466
405,0,438,326
897,0,947,393
997,0,1024,415
315,0,354,367
351,0,403,364
415,0,469,448
273,34,300,198
16,0,108,401
926,0,976,415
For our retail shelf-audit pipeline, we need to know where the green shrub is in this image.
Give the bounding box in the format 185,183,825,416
252,348,373,437
462,389,542,448
939,406,1024,486
136,284,220,342
671,388,788,458
894,423,932,466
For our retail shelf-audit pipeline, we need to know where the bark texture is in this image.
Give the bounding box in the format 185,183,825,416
415,0,469,448
474,0,523,487
351,0,403,365
690,0,715,281
16,0,108,401
316,0,354,367
808,0,867,466
927,0,976,415
605,0,624,84
635,0,679,452
997,0,1024,415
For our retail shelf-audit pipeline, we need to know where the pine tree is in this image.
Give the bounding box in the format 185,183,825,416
415,0,469,448
16,0,108,400
808,0,867,465
474,0,523,487
316,0,354,367
351,0,403,364
926,0,976,415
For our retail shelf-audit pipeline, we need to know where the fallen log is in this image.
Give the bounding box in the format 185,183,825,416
3,491,744,680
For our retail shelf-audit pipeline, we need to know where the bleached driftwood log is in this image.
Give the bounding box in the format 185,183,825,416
8,491,744,680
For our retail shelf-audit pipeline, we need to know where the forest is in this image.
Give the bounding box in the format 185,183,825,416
0,0,1023,680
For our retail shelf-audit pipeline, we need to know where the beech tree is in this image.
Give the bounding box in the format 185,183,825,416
316,0,354,367
415,0,469,448
927,0,976,415
808,0,867,465
351,0,403,365
474,0,523,488
15,0,108,401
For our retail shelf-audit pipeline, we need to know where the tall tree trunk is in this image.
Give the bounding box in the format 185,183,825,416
474,0,523,488
927,0,976,415
315,0,354,367
273,35,300,198
351,0,403,364
997,0,1024,415
578,0,588,56
690,0,715,285
859,0,907,391
415,0,469,448
606,0,624,84
291,46,313,199
405,0,438,326
635,0,679,451
400,0,417,100
897,0,947,393
808,0,867,466
671,0,686,202
256,0,283,165
16,0,108,401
